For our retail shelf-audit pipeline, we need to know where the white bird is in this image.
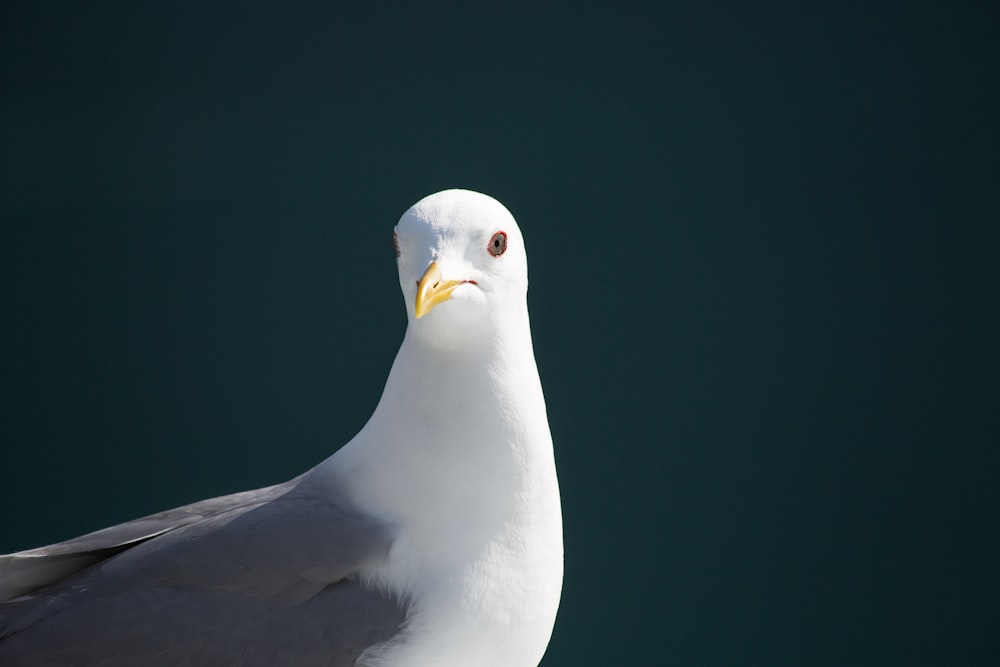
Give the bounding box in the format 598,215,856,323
0,189,564,666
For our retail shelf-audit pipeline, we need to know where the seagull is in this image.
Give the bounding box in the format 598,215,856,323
0,189,564,666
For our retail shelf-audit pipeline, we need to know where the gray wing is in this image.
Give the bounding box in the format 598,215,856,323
0,474,406,666
0,481,293,603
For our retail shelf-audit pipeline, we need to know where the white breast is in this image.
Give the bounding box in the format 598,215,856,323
355,468,563,667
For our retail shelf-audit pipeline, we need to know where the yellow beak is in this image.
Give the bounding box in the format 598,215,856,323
415,262,466,319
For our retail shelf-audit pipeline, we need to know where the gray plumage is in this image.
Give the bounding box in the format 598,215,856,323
0,474,405,666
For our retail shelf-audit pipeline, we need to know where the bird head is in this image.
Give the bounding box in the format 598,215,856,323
393,190,529,351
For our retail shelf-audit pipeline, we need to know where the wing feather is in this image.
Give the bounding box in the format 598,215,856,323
0,482,292,602
0,473,406,665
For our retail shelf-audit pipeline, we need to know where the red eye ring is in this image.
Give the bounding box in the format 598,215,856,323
488,231,508,257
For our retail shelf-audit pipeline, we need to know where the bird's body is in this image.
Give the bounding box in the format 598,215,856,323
0,190,563,666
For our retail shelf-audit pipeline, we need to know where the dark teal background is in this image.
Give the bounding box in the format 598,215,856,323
2,2,998,664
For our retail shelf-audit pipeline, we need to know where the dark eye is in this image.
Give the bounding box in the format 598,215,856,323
487,231,508,257
392,230,400,259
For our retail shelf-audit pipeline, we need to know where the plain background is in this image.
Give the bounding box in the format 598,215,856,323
2,2,997,664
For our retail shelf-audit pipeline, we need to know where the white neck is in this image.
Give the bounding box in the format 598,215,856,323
326,310,554,540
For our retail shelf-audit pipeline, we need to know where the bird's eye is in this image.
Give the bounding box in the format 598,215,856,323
392,230,400,259
487,231,508,257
